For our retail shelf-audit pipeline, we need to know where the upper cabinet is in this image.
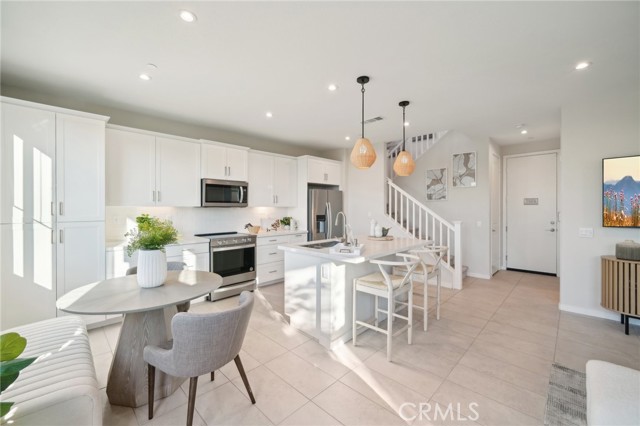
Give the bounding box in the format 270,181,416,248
201,141,248,181
106,127,200,207
305,157,342,186
248,152,297,207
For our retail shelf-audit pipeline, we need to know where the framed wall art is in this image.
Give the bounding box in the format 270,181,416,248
602,154,640,228
426,168,447,200
452,152,476,187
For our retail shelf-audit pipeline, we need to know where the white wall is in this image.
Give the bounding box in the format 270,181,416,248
392,131,492,278
106,206,293,242
559,84,640,319
500,138,560,156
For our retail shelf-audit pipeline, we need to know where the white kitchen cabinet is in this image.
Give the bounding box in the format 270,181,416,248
56,114,105,222
0,97,108,329
307,157,341,186
106,127,200,207
105,128,155,206
201,142,248,181
156,136,200,206
248,151,297,207
256,232,307,286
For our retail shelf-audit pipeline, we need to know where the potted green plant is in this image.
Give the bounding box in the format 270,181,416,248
1,332,36,418
281,216,292,230
126,214,179,288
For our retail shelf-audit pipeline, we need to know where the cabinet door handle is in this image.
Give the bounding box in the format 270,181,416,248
51,202,55,216
59,229,64,244
51,230,55,244
59,201,64,215
153,191,156,202
158,191,161,202
269,252,278,255
228,166,231,176
324,173,328,181
269,239,277,242
269,270,277,274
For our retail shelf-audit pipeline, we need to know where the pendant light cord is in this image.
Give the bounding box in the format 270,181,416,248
402,104,406,151
361,84,365,138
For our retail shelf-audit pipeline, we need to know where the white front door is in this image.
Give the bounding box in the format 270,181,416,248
506,153,558,274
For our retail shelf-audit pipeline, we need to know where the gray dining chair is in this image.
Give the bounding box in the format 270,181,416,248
127,262,190,312
144,291,256,426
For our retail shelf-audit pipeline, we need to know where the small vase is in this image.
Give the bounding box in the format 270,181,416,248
137,250,167,288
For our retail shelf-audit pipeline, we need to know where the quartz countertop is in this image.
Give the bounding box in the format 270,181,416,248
278,236,430,264
254,229,308,238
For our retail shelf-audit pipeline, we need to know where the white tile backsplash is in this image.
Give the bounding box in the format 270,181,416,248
106,206,293,241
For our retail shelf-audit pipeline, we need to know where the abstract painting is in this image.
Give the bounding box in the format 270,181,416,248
452,152,476,187
426,168,447,200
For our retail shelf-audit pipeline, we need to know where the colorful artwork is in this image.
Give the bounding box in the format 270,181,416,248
452,152,476,187
426,168,447,200
603,155,640,228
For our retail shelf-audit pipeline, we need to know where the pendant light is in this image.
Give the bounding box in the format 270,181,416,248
350,76,377,169
393,100,416,176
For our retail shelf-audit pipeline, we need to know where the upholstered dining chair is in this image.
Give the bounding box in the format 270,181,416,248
126,262,190,312
410,246,448,331
352,253,420,361
144,291,256,426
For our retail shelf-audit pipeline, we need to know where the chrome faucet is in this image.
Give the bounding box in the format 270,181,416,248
335,211,353,245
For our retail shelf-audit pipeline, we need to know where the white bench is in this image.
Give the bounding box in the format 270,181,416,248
586,360,640,426
2,316,102,425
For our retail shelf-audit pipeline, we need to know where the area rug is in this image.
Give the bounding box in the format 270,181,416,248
544,363,587,426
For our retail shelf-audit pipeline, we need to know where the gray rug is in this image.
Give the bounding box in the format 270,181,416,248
544,363,587,426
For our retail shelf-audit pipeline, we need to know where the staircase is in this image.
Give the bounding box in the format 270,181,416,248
385,179,464,290
386,131,448,178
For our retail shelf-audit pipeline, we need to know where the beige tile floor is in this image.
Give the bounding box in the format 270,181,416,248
89,271,640,426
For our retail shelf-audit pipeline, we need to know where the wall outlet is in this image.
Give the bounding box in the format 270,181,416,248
578,228,594,238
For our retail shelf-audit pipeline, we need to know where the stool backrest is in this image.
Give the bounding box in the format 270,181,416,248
370,253,420,290
411,246,448,270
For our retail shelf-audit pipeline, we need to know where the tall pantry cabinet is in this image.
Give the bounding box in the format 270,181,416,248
0,97,109,329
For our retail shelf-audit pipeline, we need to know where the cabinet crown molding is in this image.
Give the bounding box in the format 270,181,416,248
2,96,110,122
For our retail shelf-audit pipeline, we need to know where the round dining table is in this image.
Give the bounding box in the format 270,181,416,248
56,270,222,408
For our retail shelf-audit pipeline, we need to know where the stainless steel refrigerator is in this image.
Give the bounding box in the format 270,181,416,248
308,188,344,241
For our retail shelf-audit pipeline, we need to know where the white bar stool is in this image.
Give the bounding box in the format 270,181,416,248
352,253,420,361
410,246,448,331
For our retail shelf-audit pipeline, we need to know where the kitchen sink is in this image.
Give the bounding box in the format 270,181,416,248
303,240,341,249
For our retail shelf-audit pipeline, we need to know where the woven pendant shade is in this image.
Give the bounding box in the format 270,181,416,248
350,137,377,169
393,150,415,176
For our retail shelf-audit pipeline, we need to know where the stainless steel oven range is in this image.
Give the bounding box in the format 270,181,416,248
194,232,256,301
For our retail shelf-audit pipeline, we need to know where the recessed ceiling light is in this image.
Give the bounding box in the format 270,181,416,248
265,112,273,118
180,10,197,23
139,73,152,81
345,136,351,141
328,84,338,91
575,61,591,70
521,129,528,135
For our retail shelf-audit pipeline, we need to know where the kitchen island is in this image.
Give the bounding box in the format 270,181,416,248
278,236,429,348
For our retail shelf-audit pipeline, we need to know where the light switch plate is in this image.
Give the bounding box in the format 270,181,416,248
578,228,594,238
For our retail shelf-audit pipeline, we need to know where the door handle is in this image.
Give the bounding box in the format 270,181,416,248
59,229,64,243
59,201,64,216
546,228,556,232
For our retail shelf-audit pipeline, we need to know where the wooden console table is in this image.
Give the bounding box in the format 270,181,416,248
601,255,639,335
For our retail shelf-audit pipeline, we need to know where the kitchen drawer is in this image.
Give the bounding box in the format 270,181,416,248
257,245,284,264
257,234,290,246
257,261,284,285
289,233,307,243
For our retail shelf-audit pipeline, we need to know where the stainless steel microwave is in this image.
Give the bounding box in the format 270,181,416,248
201,179,248,207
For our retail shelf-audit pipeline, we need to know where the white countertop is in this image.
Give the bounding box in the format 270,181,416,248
106,237,210,251
255,229,308,237
278,236,430,264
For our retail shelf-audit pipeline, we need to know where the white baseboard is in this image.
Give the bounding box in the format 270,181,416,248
559,304,640,325
467,272,492,280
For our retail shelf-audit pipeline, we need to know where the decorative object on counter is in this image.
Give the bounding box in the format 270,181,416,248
615,240,640,261
368,235,394,241
271,219,281,230
244,223,261,234
374,224,383,237
369,218,377,237
452,151,477,187
350,76,377,169
280,216,292,230
292,218,298,230
426,168,448,200
381,227,391,237
393,101,416,176
125,214,179,288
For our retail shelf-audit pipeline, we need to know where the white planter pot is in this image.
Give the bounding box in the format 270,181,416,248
137,250,167,288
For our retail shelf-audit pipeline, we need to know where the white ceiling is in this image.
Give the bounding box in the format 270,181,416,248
1,1,638,149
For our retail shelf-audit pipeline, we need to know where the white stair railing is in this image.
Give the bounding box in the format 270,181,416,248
386,178,463,289
387,130,448,177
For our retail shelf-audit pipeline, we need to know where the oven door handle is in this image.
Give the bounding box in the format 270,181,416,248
211,244,256,252
239,186,244,204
